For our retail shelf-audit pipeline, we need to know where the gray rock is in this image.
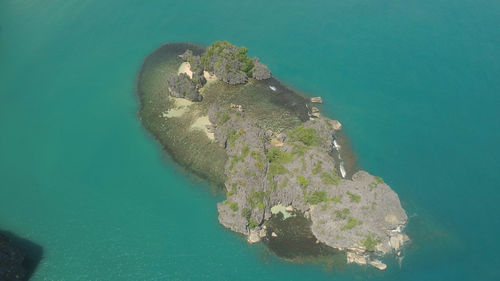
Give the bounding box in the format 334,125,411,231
166,73,202,101
252,57,271,80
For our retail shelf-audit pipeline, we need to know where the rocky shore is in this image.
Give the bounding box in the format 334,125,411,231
137,41,409,270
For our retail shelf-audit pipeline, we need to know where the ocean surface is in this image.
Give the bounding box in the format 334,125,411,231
1,0,499,280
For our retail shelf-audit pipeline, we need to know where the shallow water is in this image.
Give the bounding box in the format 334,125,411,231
1,0,499,280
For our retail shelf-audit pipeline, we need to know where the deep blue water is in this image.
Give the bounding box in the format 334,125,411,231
1,0,499,280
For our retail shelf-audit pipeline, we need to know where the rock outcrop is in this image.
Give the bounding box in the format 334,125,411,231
140,41,409,269
252,57,271,80
167,73,202,101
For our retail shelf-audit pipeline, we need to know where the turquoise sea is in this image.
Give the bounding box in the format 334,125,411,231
1,0,499,280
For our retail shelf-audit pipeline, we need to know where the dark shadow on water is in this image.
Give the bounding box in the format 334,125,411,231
263,213,347,271
0,230,44,280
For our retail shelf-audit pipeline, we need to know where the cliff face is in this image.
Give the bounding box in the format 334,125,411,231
212,107,408,260
138,42,409,270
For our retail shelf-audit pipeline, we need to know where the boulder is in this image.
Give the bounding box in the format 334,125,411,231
252,57,271,80
331,120,342,130
346,251,367,265
369,259,387,270
167,73,202,101
248,229,261,244
311,97,323,103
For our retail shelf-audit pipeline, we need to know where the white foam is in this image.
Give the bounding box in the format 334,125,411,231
339,162,346,178
333,140,341,150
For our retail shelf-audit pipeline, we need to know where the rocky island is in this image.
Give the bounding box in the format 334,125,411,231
137,41,409,270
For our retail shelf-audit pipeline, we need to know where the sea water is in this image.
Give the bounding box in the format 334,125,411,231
0,0,499,280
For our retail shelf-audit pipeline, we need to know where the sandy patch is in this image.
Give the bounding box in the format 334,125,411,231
190,115,215,140
203,70,218,83
271,204,295,219
270,138,284,147
162,97,193,118
178,62,193,78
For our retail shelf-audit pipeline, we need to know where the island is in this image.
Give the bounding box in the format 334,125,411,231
136,41,409,270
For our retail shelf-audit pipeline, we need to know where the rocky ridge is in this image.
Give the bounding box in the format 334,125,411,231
159,42,408,270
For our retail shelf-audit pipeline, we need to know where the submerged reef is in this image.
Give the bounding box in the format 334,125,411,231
137,41,408,270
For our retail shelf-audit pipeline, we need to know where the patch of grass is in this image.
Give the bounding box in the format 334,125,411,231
321,170,341,186
312,161,322,175
291,143,309,156
279,177,289,189
226,183,236,197
241,208,251,220
341,217,362,230
329,195,342,203
266,147,292,163
228,144,250,170
375,176,384,184
266,147,292,183
347,191,361,203
248,190,265,209
301,158,306,171
288,126,317,146
248,219,259,229
227,129,242,147
297,175,309,187
333,208,350,219
228,201,239,212
371,201,376,210
250,150,264,161
305,191,328,205
219,112,231,125
361,234,380,251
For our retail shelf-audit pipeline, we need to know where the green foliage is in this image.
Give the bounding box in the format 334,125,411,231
279,177,289,189
219,112,231,125
347,191,361,203
369,176,384,191
361,234,380,251
241,208,251,221
248,219,259,229
227,129,242,147
248,190,265,209
257,202,265,210
201,41,255,76
288,126,317,146
228,144,250,170
266,147,292,163
341,217,362,230
266,147,292,184
226,183,236,197
250,150,263,161
320,170,340,186
333,208,350,219
305,191,328,205
312,161,322,175
228,201,239,212
291,143,309,156
330,195,342,203
297,175,309,187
